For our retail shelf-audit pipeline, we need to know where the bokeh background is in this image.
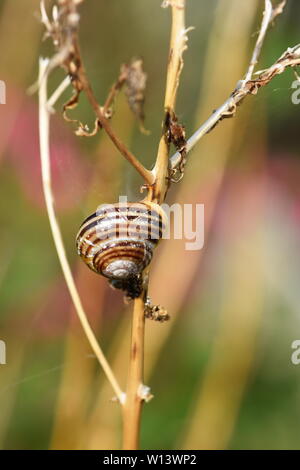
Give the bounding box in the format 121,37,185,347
1,0,300,450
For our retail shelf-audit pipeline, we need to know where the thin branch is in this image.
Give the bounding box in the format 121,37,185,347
71,42,154,185
171,0,290,169
102,67,127,117
47,75,71,111
245,0,287,82
150,0,188,203
271,0,287,21
38,57,124,405
103,58,148,134
244,0,273,82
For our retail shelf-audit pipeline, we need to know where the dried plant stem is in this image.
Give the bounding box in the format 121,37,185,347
244,0,273,82
102,69,127,115
83,83,153,185
122,296,146,450
47,75,71,110
151,0,187,204
38,57,124,404
170,0,289,169
244,1,287,82
121,0,187,450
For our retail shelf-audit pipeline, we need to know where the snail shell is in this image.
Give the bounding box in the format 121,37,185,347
76,201,167,298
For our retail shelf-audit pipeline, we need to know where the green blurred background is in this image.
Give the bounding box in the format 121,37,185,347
1,0,300,450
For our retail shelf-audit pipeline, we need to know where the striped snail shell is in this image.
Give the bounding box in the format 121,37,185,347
76,201,167,298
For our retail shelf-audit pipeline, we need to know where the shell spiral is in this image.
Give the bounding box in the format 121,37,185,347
76,201,167,298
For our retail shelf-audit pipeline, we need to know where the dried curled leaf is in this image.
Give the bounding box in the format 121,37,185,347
62,88,98,137
124,58,148,133
168,112,186,152
103,58,149,133
167,112,187,182
75,118,100,137
144,298,170,322
62,88,81,116
41,1,86,116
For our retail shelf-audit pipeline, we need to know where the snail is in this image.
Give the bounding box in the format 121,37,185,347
76,201,167,298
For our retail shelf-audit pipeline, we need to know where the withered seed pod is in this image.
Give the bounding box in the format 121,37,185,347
76,201,167,298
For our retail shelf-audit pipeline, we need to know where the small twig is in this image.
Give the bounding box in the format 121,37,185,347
38,57,124,405
81,75,154,184
47,75,71,111
170,0,290,169
72,41,154,185
245,0,287,82
102,67,127,117
271,0,287,21
244,0,273,82
103,58,148,134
